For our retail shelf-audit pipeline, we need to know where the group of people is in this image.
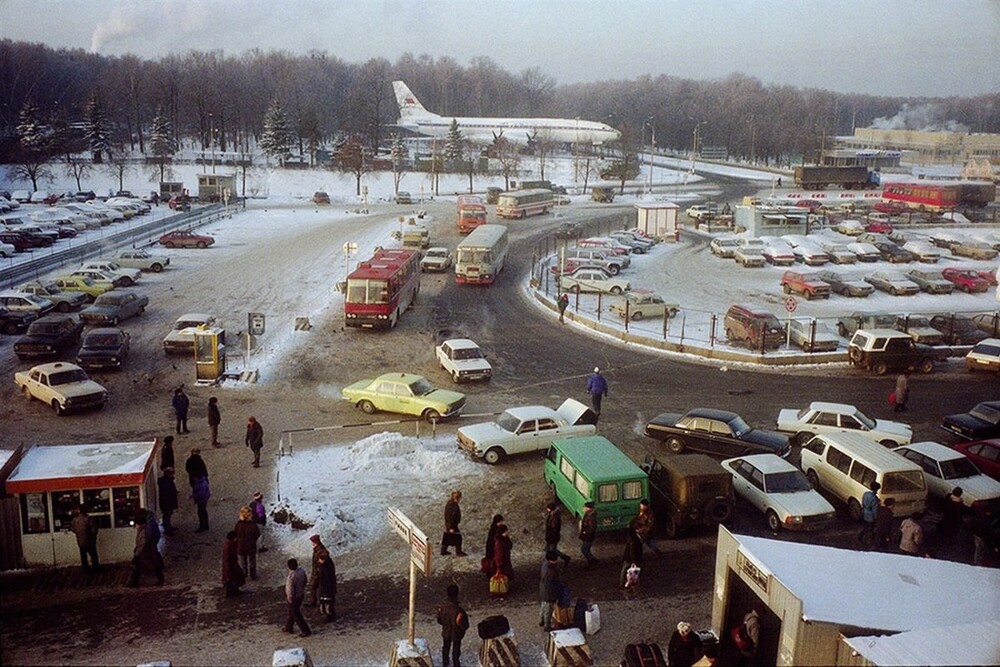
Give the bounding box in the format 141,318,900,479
169,387,266,465
279,534,339,638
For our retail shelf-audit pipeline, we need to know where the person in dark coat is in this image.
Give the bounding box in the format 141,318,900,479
128,509,164,587
284,558,311,637
317,550,338,622
234,506,261,579
172,386,190,434
585,367,608,417
207,397,221,447
668,621,704,667
544,501,571,566
70,504,101,572
538,551,562,632
492,523,514,582
158,467,179,535
306,534,329,606
192,475,211,532
160,435,175,471
484,513,504,571
185,447,208,488
436,584,469,667
621,520,644,588
941,487,964,538
245,416,264,467
441,490,466,556
557,292,569,324
872,497,896,553
579,501,598,568
222,530,245,597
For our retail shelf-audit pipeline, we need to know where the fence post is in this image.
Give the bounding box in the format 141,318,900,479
596,293,602,323
809,318,817,352
710,313,717,348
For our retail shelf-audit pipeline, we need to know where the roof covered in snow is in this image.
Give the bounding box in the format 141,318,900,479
5,442,157,493
842,619,1000,666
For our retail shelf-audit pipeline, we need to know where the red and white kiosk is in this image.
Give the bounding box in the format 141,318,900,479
634,201,681,242
3,441,159,567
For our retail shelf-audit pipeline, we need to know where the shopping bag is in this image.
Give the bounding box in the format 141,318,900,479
585,604,601,634
489,573,509,596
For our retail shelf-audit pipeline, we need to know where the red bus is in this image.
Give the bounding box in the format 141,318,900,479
344,248,421,329
881,181,959,212
457,195,488,234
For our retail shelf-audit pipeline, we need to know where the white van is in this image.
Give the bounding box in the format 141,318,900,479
799,432,926,521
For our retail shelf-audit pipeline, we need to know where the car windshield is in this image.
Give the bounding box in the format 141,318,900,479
407,378,434,396
175,320,206,330
427,250,447,258
971,404,1000,425
496,411,521,433
851,410,877,430
28,323,62,335
728,415,751,437
84,334,120,348
765,470,812,493
95,294,123,305
49,368,89,385
453,347,482,360
940,457,980,480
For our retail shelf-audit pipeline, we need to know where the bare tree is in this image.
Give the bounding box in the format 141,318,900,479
105,151,133,192
491,137,521,190
389,134,407,194
333,136,369,196
64,158,92,191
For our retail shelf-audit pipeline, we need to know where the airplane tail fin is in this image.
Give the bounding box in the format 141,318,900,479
393,81,435,118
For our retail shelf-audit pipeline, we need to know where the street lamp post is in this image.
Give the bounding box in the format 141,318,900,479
209,112,217,175
691,121,707,173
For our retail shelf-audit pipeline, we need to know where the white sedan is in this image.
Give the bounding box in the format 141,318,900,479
435,338,492,383
893,441,1000,506
456,399,596,464
722,454,836,532
776,401,912,447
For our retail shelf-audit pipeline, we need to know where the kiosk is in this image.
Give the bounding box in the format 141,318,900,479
194,326,226,382
634,202,680,241
3,441,159,567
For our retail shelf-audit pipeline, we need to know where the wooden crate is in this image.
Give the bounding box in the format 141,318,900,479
480,629,520,666
545,628,592,667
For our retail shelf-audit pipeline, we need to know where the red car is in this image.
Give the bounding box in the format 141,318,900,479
873,202,907,215
864,221,894,234
159,229,215,249
979,269,999,287
941,267,991,293
952,439,1000,483
795,199,823,211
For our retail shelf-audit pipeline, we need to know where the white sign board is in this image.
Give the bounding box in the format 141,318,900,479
387,507,431,574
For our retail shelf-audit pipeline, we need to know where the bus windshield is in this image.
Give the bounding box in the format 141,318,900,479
346,279,389,304
458,249,492,264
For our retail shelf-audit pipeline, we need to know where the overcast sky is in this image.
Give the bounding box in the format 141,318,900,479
3,0,998,97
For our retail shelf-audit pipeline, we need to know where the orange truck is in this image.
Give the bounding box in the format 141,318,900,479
456,195,487,234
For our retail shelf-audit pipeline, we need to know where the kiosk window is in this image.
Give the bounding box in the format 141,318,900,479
20,492,49,534
52,490,81,531
83,488,113,529
113,486,141,528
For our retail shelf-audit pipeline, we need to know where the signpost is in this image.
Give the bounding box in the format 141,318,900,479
784,296,797,348
247,312,265,367
387,507,431,647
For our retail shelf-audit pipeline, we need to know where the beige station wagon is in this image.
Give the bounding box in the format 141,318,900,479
608,290,679,321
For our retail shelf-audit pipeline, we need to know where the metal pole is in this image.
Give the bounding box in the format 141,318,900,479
408,558,417,646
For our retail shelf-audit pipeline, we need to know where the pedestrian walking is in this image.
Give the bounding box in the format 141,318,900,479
207,397,221,447
437,584,469,667
893,373,909,413
317,550,338,622
858,481,880,548
441,490,466,556
128,509,164,587
668,621,704,667
185,447,208,488
172,386,190,434
620,519,644,589
250,491,268,552
483,514,505,576
557,292,569,324
538,551,562,632
306,534,329,606
585,367,608,417
283,558,311,638
70,504,101,573
222,530,245,597
579,501,599,569
872,497,896,553
192,475,211,532
234,506,261,580
544,502,571,566
160,435,175,471
635,499,662,556
245,416,264,467
899,512,926,556
158,467,178,535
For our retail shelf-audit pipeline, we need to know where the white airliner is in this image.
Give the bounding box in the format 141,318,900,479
392,80,621,146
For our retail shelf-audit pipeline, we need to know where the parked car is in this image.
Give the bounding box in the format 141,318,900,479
79,292,149,326
786,319,839,352
847,328,942,375
902,241,943,263
78,261,142,287
893,441,1000,507
929,231,965,250
791,243,830,266
644,407,791,458
114,250,170,273
72,269,127,289
780,270,831,300
762,241,796,266
873,202,907,216
578,237,632,256
554,221,581,239
952,240,999,261
610,230,655,253
14,361,108,415
845,242,881,262
456,398,596,464
162,313,217,354
642,453,735,538
941,267,991,294
75,327,130,370
816,241,857,265
965,338,1000,373
723,454,836,532
941,401,1000,441
16,281,88,312
608,290,679,321
686,204,718,220
816,271,874,298
559,267,631,295
893,315,945,345
312,191,331,204
420,247,452,272
724,304,785,350
13,314,84,360
905,269,954,295
51,275,112,300
733,244,766,267
834,219,865,236
435,338,492,383
873,241,915,264
930,315,989,346
864,270,920,296
864,220,894,234
709,236,740,258
776,401,912,447
0,232,31,252
0,307,36,335
952,439,1000,483
394,191,413,205
342,373,466,422
836,312,896,338
159,229,214,248
0,291,56,316
972,313,1000,337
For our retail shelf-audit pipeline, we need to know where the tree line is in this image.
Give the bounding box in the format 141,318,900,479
3,39,999,177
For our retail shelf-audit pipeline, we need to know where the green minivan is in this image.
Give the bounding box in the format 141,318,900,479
544,435,648,532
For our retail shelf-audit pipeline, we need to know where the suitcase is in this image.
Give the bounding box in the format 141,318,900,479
478,615,511,640
620,643,666,667
573,598,588,631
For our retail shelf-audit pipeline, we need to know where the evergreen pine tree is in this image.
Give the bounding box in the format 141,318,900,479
390,133,407,193
444,119,463,168
16,101,50,154
84,94,111,164
259,99,294,165
149,106,175,183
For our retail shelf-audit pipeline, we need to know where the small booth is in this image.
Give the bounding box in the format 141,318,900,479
194,326,227,382
711,526,1000,666
197,173,236,203
634,202,680,241
3,441,159,568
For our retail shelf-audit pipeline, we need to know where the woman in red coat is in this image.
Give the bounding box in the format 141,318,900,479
492,523,514,581
222,530,245,597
